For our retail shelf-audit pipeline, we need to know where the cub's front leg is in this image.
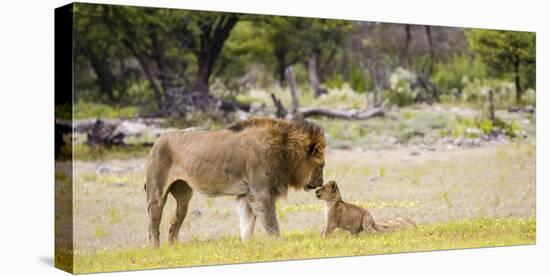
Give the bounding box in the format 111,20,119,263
321,220,337,238
320,224,327,236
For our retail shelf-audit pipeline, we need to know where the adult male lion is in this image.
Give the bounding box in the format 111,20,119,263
145,117,326,247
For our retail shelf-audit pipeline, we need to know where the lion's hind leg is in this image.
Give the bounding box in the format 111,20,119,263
236,195,257,242
146,180,168,248
168,180,193,244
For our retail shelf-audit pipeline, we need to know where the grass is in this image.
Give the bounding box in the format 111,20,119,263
73,101,140,119
278,200,421,219
72,217,535,274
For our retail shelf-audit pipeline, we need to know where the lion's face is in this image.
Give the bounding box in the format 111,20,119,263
304,162,324,191
303,142,325,191
315,180,339,200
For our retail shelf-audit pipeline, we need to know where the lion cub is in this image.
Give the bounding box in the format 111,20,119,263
316,181,416,237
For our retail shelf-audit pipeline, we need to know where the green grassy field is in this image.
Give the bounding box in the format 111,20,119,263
72,217,535,274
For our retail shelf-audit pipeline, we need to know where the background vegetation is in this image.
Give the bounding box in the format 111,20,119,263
68,3,535,120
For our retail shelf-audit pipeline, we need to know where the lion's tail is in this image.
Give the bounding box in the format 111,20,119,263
374,217,416,233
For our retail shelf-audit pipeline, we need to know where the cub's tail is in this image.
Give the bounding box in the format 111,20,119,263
375,217,416,233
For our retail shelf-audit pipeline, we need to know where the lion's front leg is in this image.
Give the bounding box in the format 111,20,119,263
249,194,280,237
236,195,257,242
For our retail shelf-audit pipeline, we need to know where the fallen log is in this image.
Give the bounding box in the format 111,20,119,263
55,118,169,147
55,118,165,133
270,65,386,121
299,107,385,120
87,119,124,147
269,93,385,120
508,105,535,114
217,99,250,112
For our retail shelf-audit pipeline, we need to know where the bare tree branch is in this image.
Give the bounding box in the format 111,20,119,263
270,93,288,119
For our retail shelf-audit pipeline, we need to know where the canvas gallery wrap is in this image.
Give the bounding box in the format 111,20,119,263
54,2,536,274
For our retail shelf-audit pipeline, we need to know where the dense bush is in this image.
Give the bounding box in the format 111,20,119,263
432,54,486,97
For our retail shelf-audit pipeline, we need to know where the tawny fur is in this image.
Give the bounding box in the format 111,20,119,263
145,117,326,247
315,181,415,237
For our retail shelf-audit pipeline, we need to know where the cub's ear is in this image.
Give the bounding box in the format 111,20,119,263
308,142,323,158
331,182,338,193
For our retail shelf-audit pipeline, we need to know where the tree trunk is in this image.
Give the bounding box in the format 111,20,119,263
318,48,337,83
133,51,165,109
192,15,239,93
308,49,327,97
514,58,522,103
286,66,300,116
370,66,380,107
424,25,435,76
488,89,495,123
403,24,412,66
275,50,287,86
193,53,212,93
423,25,439,101
149,27,171,94
79,43,116,102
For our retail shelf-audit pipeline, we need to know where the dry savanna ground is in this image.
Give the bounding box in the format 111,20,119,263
57,140,536,273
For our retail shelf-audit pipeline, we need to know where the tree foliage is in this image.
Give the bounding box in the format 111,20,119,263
467,29,535,102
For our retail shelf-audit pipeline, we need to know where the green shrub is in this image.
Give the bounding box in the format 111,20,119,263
449,116,523,139
462,78,515,109
477,119,494,134
385,68,419,107
450,117,479,138
55,104,72,120
494,118,523,138
324,74,345,89
522,88,536,106
349,65,366,93
314,85,366,109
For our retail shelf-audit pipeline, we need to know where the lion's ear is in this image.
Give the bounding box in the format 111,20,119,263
308,143,322,158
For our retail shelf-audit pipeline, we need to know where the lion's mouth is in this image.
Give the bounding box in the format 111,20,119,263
304,185,316,191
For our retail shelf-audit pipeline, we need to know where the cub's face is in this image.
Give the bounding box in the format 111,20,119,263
315,181,339,201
